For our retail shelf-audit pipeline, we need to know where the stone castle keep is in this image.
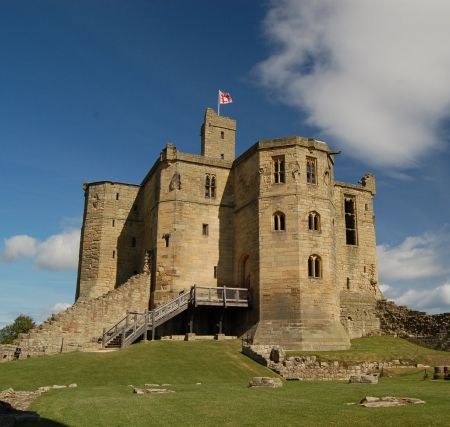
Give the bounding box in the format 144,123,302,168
75,107,382,350
2,108,395,359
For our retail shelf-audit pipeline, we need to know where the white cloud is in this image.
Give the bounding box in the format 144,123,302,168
36,229,80,270
1,229,80,271
392,283,450,311
257,0,450,168
48,302,72,314
2,235,38,261
379,283,392,295
33,302,73,324
377,233,449,282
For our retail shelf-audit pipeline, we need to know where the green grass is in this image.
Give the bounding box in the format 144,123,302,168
287,336,450,366
0,338,449,427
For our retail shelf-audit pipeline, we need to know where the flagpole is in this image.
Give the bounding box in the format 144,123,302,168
217,90,220,116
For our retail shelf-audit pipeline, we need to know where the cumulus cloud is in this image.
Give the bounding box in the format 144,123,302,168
379,283,393,295
391,283,450,312
377,232,449,282
49,302,72,312
33,302,73,324
36,229,80,270
2,235,38,261
1,229,80,271
257,0,450,168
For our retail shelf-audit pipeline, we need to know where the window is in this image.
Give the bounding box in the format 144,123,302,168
273,156,285,184
112,219,115,227
116,193,119,200
220,131,224,139
308,255,322,278
205,174,216,198
131,237,136,248
308,211,320,231
112,250,115,259
202,224,209,236
306,157,317,184
163,234,170,247
220,153,224,159
214,266,217,278
211,176,216,198
344,196,357,245
273,211,286,231
346,277,350,290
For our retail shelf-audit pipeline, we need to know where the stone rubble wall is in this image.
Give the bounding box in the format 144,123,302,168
377,300,450,351
340,292,381,339
0,273,150,361
243,344,416,381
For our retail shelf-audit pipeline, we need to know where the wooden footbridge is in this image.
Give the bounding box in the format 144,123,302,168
101,285,249,349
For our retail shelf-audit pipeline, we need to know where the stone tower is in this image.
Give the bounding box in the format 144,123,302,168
201,107,236,161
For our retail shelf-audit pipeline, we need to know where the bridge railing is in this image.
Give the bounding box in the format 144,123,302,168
193,285,248,307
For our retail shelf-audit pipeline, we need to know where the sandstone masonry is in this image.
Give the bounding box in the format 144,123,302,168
1,273,149,361
2,108,386,356
377,300,450,351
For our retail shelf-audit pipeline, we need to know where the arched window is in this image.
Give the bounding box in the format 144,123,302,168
308,255,322,278
211,176,216,198
308,211,321,231
273,156,286,184
205,174,216,198
306,157,317,184
205,175,210,197
273,211,286,231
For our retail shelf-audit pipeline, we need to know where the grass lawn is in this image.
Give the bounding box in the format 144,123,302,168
0,338,449,427
287,336,450,365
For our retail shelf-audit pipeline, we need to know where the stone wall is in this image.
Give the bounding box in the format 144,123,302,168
377,300,450,351
149,145,234,307
340,292,380,339
201,107,236,161
243,344,414,381
1,273,150,361
76,181,142,300
250,138,350,350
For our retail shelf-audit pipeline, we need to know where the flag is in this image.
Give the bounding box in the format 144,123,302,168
219,90,233,104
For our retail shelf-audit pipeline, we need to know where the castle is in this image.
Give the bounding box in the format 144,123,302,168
1,108,386,359
76,108,382,350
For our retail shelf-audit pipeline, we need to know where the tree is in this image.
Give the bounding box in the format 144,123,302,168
0,315,35,344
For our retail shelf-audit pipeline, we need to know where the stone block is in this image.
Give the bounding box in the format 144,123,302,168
185,333,196,341
349,375,378,384
249,377,283,388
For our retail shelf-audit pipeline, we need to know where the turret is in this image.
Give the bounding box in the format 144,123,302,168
200,107,236,161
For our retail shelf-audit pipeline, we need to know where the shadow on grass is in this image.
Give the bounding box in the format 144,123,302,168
18,418,69,427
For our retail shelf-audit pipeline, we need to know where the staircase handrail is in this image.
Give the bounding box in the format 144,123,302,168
152,290,191,323
117,289,191,347
102,286,249,348
102,311,144,346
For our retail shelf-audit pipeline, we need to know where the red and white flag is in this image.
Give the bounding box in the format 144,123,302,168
219,90,233,104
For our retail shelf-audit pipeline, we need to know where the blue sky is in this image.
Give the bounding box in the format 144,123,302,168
1,0,450,327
